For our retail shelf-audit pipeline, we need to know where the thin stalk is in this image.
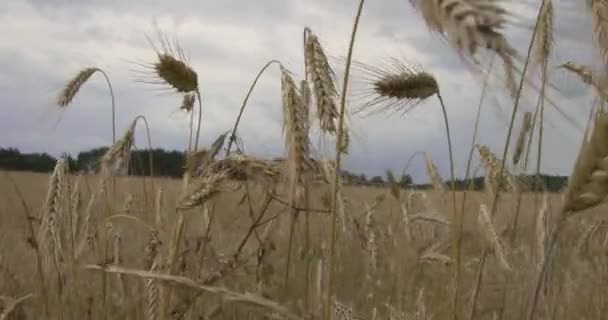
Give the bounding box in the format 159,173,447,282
436,93,460,320
188,106,195,153
470,1,549,318
509,97,542,244
225,60,281,155
535,60,548,196
194,88,203,152
326,0,365,319
496,91,545,320
134,115,155,212
489,0,547,225
160,209,186,318
304,189,311,309
283,209,299,296
462,63,493,320
526,216,564,320
98,69,116,144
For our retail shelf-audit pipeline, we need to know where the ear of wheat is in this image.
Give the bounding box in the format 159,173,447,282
219,154,281,186
136,34,198,93
559,62,608,101
409,0,517,62
178,169,227,210
304,28,339,133
280,65,312,205
587,0,608,67
408,0,518,97
57,68,100,107
531,0,554,67
476,144,516,194
563,112,608,213
478,204,511,271
101,120,137,176
423,152,446,195
351,58,439,116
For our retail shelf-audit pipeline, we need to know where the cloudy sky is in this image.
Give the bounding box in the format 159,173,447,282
0,0,600,182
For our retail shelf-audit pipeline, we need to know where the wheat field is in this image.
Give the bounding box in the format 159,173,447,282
1,170,606,320
3,0,608,319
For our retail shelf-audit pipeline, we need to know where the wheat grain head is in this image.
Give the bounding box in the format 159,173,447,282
532,0,554,67
587,0,608,68
423,152,446,195
564,112,608,212
101,119,137,176
57,68,100,107
478,204,511,271
351,58,439,116
304,28,339,133
280,65,312,205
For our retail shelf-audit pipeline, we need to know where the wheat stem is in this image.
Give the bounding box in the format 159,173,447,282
525,218,563,320
461,66,494,317
326,0,365,319
194,88,203,152
436,92,460,319
226,60,281,155
469,2,548,319
97,69,117,143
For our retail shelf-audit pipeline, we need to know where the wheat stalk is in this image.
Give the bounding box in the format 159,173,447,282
304,28,339,133
0,294,33,320
326,1,365,318
57,67,117,142
85,264,304,320
478,204,511,272
513,111,533,166
225,60,281,155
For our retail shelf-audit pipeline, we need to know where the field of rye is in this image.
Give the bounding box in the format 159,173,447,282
2,0,608,319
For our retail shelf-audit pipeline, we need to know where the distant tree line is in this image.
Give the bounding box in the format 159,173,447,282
1,147,569,192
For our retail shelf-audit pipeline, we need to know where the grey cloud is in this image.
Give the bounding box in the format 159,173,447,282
0,0,599,181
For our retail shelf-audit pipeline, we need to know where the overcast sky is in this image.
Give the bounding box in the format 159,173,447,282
0,0,600,182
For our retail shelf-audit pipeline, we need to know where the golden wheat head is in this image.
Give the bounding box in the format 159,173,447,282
351,58,439,116
304,28,339,133
101,119,137,175
280,65,311,205
57,67,100,107
137,34,198,93
564,112,608,212
532,0,554,67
